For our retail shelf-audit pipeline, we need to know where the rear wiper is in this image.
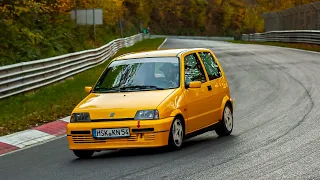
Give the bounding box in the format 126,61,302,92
119,85,165,90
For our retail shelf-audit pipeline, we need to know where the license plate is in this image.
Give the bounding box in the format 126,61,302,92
92,128,130,138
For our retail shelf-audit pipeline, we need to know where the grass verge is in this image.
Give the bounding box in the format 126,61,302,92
0,37,165,136
228,40,320,52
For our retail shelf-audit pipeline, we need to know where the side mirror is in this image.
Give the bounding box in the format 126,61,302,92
187,81,201,88
84,86,93,93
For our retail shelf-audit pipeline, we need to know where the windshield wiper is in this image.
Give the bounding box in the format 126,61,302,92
94,86,165,92
119,85,165,90
93,87,120,93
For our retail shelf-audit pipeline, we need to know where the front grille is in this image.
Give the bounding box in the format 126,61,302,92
132,128,154,133
72,136,106,144
71,131,90,135
72,134,138,144
91,118,135,122
144,133,155,141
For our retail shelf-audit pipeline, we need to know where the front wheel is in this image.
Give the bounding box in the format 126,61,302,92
215,104,233,136
168,118,184,150
73,150,94,159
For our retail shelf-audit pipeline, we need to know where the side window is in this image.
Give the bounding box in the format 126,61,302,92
198,52,221,80
184,53,206,84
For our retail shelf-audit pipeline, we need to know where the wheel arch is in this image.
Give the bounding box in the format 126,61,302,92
170,109,186,129
170,109,186,136
174,114,186,134
220,96,234,120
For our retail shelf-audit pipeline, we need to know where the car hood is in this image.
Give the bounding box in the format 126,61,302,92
74,89,176,119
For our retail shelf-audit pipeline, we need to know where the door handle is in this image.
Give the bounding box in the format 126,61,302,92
207,85,212,91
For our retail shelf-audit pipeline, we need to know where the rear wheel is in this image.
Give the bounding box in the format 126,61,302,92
73,150,94,159
215,104,233,136
168,118,184,150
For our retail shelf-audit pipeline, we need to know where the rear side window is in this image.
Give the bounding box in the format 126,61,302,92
184,53,206,84
198,52,221,80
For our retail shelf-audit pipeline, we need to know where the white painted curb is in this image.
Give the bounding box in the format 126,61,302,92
0,116,70,157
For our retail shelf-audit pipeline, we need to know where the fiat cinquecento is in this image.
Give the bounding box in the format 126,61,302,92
67,48,233,158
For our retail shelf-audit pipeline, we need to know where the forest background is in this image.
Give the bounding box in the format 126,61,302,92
0,0,318,66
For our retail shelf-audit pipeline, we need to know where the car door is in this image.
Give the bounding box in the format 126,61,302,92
198,51,224,124
183,52,213,133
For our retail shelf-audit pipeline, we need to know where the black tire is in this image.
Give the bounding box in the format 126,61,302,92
215,104,233,136
168,118,184,150
73,150,94,159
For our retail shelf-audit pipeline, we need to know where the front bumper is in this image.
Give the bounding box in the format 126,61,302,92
66,117,174,150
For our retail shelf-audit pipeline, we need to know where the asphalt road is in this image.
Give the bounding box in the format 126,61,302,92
1,39,320,180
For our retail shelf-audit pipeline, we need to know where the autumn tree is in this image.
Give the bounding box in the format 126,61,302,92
1,0,319,66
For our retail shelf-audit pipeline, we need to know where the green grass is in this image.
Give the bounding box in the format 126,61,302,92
0,38,165,136
228,40,320,52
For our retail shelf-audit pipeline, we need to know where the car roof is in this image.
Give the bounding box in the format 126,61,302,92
115,48,211,60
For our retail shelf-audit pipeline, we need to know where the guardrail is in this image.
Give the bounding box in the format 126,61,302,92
150,35,234,41
0,33,145,99
241,30,320,45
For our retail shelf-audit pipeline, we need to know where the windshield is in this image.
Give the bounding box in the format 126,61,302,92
93,57,180,93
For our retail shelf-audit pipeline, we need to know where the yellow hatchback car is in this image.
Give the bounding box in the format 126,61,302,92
67,48,233,158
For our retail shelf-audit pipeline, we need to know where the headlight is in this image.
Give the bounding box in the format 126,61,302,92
70,112,91,123
134,110,159,120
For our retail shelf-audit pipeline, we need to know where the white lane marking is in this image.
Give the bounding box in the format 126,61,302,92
59,116,70,123
0,130,55,148
226,41,320,55
268,45,320,55
157,38,168,50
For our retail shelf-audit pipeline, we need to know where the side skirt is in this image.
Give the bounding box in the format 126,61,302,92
184,122,220,140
